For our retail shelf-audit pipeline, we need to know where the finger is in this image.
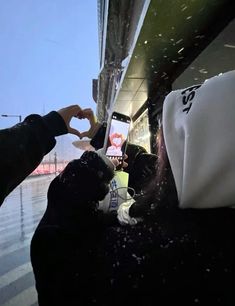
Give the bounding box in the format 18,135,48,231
123,154,128,161
59,105,82,120
81,109,96,123
80,123,100,139
82,108,92,113
79,131,90,139
75,112,85,119
110,158,120,167
122,160,128,168
72,105,83,117
66,105,82,115
80,108,91,117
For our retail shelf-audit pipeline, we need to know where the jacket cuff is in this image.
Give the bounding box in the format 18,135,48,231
42,111,68,137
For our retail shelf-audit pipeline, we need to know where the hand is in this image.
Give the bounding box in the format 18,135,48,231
122,154,128,168
96,149,128,171
78,108,102,139
57,105,82,137
111,154,128,170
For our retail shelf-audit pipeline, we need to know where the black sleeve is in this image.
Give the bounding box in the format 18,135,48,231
0,111,67,206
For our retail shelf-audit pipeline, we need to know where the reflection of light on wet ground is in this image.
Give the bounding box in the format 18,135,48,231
0,175,54,306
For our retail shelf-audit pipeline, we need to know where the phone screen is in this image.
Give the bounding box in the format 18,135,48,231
104,112,131,161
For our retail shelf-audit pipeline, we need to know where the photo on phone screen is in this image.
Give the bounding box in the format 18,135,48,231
104,112,131,161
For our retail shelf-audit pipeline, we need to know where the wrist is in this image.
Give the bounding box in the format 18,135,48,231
43,111,68,137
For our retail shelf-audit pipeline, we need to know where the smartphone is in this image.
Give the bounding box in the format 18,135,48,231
104,111,131,168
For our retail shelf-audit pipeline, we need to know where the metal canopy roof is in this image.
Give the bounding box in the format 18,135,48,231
100,0,235,119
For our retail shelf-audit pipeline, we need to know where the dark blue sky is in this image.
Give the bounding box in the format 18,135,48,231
0,0,99,137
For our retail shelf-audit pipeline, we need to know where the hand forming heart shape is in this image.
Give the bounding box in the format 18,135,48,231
58,105,101,139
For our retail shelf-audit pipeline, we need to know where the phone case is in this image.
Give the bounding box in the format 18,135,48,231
104,112,131,164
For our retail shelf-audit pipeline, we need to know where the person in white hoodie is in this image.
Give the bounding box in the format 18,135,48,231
162,70,235,209
127,70,235,220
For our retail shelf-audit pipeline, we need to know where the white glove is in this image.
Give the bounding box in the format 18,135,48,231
117,198,139,225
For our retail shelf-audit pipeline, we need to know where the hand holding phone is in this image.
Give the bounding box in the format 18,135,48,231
103,112,131,170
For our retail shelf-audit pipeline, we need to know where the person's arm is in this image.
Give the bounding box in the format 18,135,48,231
31,150,119,305
39,150,119,230
0,105,81,206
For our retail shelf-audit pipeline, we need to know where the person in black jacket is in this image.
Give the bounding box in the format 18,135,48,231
0,104,82,206
31,71,235,306
30,146,235,306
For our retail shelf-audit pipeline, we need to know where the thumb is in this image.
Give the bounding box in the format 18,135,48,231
79,131,90,139
111,159,120,167
68,127,81,138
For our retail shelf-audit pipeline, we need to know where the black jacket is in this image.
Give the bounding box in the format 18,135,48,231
0,111,67,206
31,151,118,305
31,150,235,306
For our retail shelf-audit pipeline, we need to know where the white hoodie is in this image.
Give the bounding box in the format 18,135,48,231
163,70,235,209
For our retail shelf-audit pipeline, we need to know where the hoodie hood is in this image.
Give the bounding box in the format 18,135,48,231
163,70,235,209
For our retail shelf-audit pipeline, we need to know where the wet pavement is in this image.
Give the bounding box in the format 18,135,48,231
0,175,55,306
